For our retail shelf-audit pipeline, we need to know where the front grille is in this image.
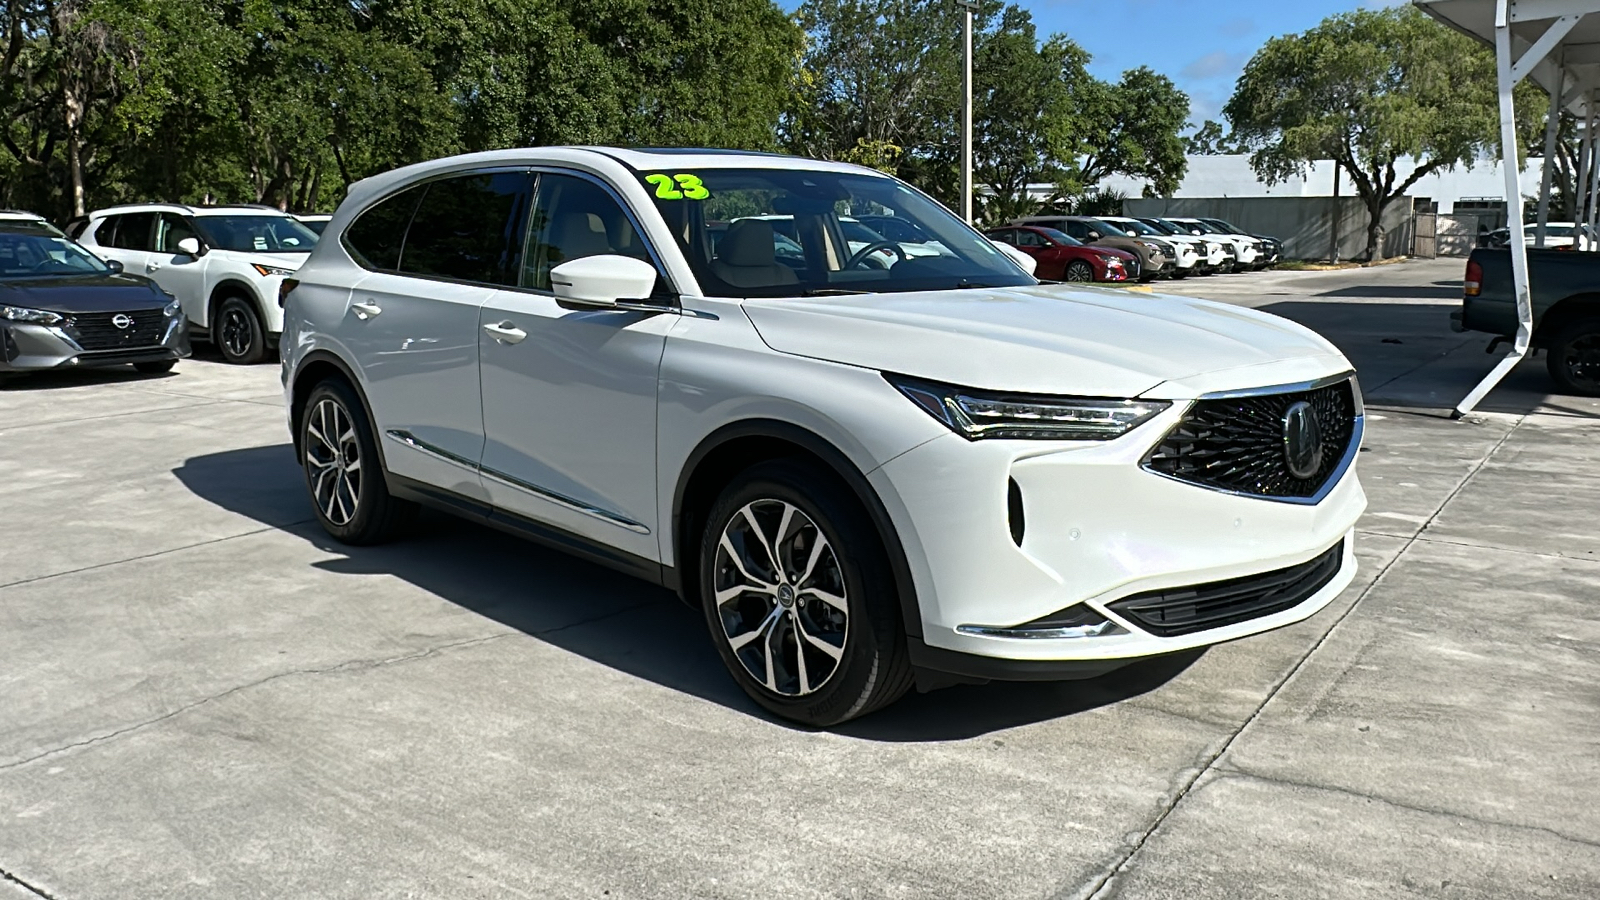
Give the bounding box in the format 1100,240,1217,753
1109,540,1344,637
1142,378,1358,500
68,310,166,351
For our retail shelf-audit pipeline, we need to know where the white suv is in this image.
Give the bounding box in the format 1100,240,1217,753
281,148,1366,726
77,203,319,363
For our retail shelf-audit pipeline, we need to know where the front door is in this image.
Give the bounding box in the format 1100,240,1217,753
151,213,211,325
476,171,674,561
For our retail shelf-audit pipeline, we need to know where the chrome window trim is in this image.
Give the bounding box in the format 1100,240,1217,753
385,429,650,534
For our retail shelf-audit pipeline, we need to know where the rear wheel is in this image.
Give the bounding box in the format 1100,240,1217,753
214,296,266,365
299,379,417,544
1065,260,1094,282
699,459,912,726
1546,317,1600,396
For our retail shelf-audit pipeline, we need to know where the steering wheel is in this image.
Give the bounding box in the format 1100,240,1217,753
845,241,909,270
30,258,73,273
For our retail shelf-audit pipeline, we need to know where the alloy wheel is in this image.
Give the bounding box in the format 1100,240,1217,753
1561,334,1600,392
222,307,253,359
304,397,362,526
1065,261,1093,282
712,499,849,697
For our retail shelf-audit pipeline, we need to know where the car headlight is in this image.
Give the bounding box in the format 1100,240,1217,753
1139,240,1162,252
887,375,1170,441
0,305,65,326
251,263,295,278
162,296,181,317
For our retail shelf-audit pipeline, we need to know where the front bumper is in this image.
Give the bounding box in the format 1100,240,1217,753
869,396,1366,678
0,312,189,372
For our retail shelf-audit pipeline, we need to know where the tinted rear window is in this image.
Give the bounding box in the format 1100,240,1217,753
104,213,155,251
399,172,532,285
345,186,425,271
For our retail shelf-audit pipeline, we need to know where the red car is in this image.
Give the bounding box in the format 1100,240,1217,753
985,225,1138,282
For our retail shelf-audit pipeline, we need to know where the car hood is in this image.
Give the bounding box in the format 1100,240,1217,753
740,284,1349,398
0,273,167,314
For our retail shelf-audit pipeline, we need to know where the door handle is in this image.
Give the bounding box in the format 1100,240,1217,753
351,301,382,320
483,321,527,344
146,262,161,272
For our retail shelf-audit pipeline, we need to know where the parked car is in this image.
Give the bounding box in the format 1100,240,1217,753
1479,222,1595,251
282,147,1366,726
76,203,319,364
0,217,188,379
1198,217,1282,267
295,213,333,235
1454,247,1600,395
1167,217,1263,269
1011,215,1173,281
985,225,1136,282
1136,216,1234,272
1099,216,1204,277
1,209,68,238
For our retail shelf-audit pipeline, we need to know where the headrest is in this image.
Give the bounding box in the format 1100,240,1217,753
552,213,611,260
720,219,778,267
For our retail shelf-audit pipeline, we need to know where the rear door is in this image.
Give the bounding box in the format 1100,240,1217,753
151,213,210,325
92,213,156,275
341,170,532,499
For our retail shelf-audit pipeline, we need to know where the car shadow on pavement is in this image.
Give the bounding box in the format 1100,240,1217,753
0,366,178,390
174,444,1199,741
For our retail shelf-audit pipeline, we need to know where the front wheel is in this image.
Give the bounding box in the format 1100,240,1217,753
1546,317,1600,396
214,296,266,365
1065,260,1094,282
299,379,417,544
699,460,912,726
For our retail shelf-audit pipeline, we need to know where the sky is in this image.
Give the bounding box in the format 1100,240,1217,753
1026,0,1411,127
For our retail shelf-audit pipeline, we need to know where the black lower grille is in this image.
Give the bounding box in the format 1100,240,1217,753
68,311,166,351
1109,540,1344,637
1142,378,1358,499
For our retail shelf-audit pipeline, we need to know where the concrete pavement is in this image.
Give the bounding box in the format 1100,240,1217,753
1,263,1597,898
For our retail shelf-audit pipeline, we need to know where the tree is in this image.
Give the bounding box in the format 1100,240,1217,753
1075,66,1189,197
1225,5,1537,260
1186,119,1244,155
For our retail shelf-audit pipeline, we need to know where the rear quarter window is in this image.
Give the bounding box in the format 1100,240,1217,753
344,185,426,272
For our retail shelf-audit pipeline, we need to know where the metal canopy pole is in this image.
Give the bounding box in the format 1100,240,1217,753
958,0,976,224
1535,57,1564,247
1455,0,1540,417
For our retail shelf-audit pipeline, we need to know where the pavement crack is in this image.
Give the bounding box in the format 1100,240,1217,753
0,522,315,591
1214,766,1600,851
1061,415,1529,900
0,399,229,434
0,633,512,773
0,865,59,899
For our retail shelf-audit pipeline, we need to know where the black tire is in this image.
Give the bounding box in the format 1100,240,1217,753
1065,260,1094,282
299,378,417,544
1170,266,1188,279
133,360,176,375
1546,317,1600,397
213,295,267,365
699,459,912,726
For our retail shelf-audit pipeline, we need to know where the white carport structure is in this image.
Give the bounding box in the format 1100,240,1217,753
1416,0,1600,416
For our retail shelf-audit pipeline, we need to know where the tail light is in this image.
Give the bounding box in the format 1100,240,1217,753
278,278,299,308
1463,260,1481,297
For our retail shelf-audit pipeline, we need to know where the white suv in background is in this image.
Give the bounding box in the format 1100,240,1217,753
282,147,1365,726
1169,217,1263,269
77,203,319,363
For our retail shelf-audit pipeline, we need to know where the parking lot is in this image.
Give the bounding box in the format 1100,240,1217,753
2,257,1597,899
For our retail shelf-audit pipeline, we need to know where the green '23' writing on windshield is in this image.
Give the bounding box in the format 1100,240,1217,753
645,173,710,200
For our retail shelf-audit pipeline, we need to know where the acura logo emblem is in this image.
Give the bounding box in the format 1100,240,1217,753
1282,401,1323,480
111,314,134,330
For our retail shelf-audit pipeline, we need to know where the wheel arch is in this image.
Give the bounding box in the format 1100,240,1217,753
1535,292,1600,344
671,419,922,640
289,350,386,470
207,279,264,332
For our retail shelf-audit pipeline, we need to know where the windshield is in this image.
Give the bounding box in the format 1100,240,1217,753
1035,227,1080,246
0,227,112,278
639,168,1034,297
1110,219,1161,237
193,215,318,253
1081,218,1129,237
1179,220,1225,235
1203,218,1244,234
1137,218,1177,235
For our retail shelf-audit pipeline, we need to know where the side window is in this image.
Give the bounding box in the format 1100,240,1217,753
156,214,199,254
345,185,426,272
398,171,532,285
105,213,156,251
523,173,657,292
988,229,1016,245
1015,230,1043,248
1064,221,1087,240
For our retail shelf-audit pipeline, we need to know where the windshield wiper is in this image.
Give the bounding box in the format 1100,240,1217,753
954,280,999,289
799,288,869,296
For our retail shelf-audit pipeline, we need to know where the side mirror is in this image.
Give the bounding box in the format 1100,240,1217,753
104,259,124,274
990,239,1037,276
176,237,203,257
550,255,658,307
1087,231,1101,240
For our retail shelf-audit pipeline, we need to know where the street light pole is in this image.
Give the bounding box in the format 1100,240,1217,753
957,0,976,223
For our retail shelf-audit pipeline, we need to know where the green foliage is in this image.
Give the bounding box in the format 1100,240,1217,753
1224,5,1542,259
1186,120,1245,155
1076,66,1190,197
